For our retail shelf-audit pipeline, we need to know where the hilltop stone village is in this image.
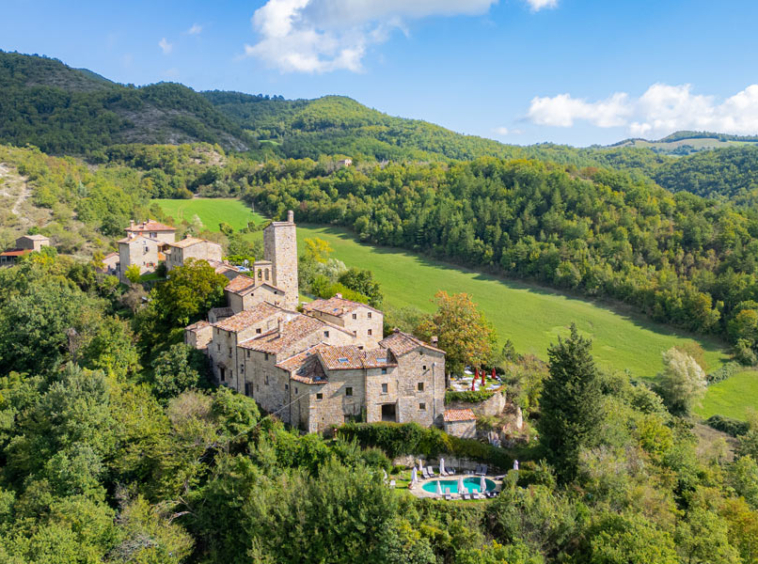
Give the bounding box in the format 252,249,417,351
180,211,452,433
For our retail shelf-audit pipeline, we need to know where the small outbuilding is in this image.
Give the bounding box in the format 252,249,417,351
443,408,477,439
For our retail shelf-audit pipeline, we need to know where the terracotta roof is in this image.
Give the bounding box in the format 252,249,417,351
277,345,329,384
185,320,211,332
380,330,445,356
303,295,381,317
209,306,234,319
239,315,325,354
444,409,476,422
214,302,281,332
117,234,161,245
126,220,175,233
101,253,120,267
362,348,397,368
0,248,32,257
224,275,256,294
318,345,365,370
169,237,216,249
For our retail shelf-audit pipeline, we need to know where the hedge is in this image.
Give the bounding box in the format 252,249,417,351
707,362,741,385
445,389,495,405
705,414,750,437
338,422,511,470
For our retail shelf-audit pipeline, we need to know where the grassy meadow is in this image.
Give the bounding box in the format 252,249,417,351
698,370,758,420
152,198,742,413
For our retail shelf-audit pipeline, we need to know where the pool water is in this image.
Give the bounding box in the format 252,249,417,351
421,477,496,494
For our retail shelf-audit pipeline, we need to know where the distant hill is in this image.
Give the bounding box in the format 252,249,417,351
0,51,255,154
610,130,758,155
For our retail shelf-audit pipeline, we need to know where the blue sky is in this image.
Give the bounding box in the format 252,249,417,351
2,0,758,146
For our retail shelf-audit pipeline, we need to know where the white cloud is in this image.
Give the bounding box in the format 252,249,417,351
494,126,510,135
525,0,558,11
527,83,758,137
245,0,499,73
187,23,203,35
158,38,173,55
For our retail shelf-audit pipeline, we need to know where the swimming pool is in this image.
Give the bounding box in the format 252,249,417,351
421,477,497,494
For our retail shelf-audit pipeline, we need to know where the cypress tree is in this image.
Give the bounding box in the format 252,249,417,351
537,324,603,482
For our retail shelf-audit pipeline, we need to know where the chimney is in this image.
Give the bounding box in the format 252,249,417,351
393,327,400,334
129,220,135,229
287,210,294,223
334,293,342,299
431,336,439,346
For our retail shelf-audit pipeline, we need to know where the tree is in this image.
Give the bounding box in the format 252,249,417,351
151,343,210,403
303,237,333,264
657,347,707,416
124,264,141,284
415,291,497,375
537,324,603,482
338,267,383,308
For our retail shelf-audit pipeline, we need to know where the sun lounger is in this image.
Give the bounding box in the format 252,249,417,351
426,466,436,477
462,492,472,501
444,493,452,501
473,492,484,500
421,468,430,480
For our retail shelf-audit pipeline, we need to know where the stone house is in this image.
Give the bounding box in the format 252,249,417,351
224,274,287,313
126,220,176,244
117,234,162,282
443,409,477,438
0,234,51,267
166,237,223,271
302,295,383,349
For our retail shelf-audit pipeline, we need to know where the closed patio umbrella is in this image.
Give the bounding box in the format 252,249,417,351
480,474,486,493
436,480,442,496
457,476,465,495
411,468,418,487
439,458,446,476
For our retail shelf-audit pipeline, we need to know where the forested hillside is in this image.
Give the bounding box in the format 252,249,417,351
0,52,256,154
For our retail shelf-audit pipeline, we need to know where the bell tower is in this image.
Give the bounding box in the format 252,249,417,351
264,210,299,310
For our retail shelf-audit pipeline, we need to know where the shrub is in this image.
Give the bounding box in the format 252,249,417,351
707,362,741,385
706,414,750,437
445,389,495,404
338,422,511,470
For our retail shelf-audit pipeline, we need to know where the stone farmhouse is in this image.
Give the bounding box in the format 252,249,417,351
185,210,447,433
115,219,224,283
0,234,50,267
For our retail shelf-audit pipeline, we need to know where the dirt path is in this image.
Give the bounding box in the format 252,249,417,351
11,181,32,217
0,163,32,218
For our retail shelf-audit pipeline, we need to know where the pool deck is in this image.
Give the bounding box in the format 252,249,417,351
407,473,505,499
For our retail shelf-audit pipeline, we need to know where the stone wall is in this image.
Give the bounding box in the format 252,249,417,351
309,306,384,349
444,419,477,439
168,241,223,271
447,390,507,418
118,238,160,283
304,368,366,433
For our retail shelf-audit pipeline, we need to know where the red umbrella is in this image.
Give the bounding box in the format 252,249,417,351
482,370,486,385
471,377,476,391
491,368,496,381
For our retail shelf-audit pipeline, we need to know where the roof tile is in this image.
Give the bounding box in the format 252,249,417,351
213,302,281,332
444,408,476,422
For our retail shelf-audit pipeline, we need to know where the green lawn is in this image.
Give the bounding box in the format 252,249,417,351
153,198,264,232
698,371,758,420
152,199,735,405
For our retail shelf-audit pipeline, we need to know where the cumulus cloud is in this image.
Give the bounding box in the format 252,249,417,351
527,84,758,137
525,0,558,11
158,38,173,55
244,0,499,73
187,23,203,35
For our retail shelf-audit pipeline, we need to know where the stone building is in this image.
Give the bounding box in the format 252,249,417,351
117,234,162,282
0,234,50,267
184,209,447,434
302,295,383,349
166,237,223,271
126,220,176,244
443,408,477,438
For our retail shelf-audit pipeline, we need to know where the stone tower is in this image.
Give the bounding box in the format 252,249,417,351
264,210,299,310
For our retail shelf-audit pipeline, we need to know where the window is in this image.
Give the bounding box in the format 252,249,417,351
423,365,427,371
265,374,269,385
381,383,388,394
338,358,349,364
247,350,250,358
219,367,226,382
352,313,357,320
240,364,244,373
381,368,388,375
265,353,269,361
367,312,372,319
285,384,289,390
345,387,353,396
228,347,232,357
150,232,157,238
316,393,323,400
256,328,262,334
419,403,426,411
367,329,373,336
217,343,220,351
265,270,270,281
419,351,423,356
417,382,425,392
324,331,330,338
